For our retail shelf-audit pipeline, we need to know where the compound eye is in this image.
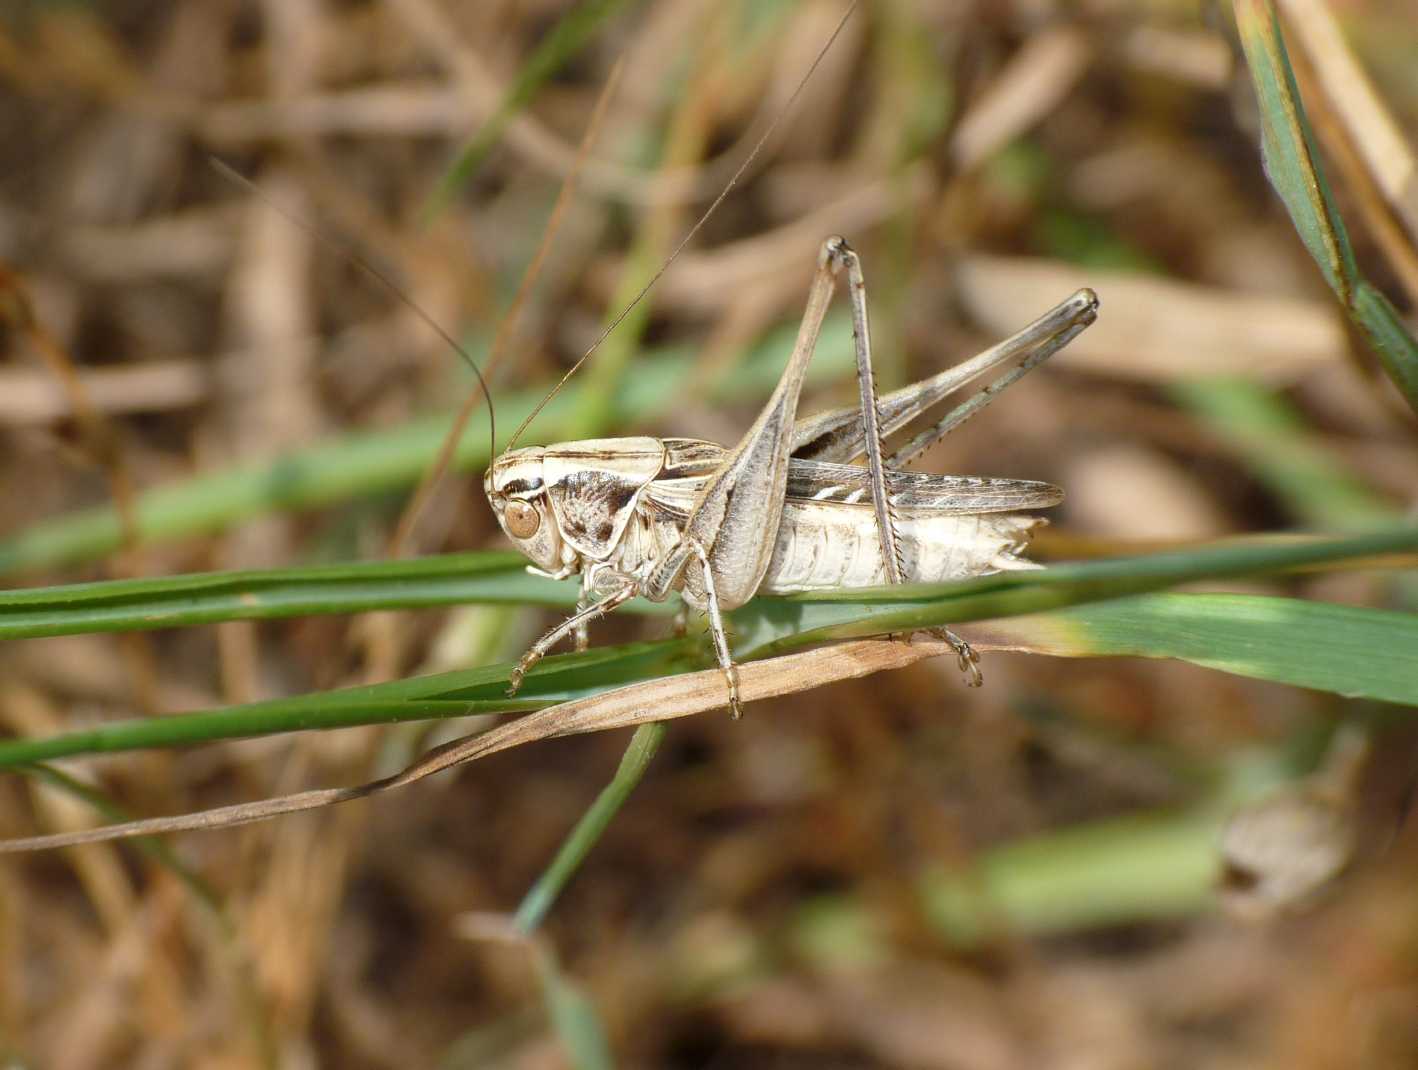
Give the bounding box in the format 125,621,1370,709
504,500,541,539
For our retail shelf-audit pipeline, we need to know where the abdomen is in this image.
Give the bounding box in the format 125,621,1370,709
759,501,1045,593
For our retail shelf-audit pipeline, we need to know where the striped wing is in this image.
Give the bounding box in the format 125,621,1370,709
644,451,1061,520
785,458,1062,514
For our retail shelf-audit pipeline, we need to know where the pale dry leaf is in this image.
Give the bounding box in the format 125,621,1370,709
955,255,1346,382
950,26,1092,172
0,361,208,425
0,637,985,853
1063,446,1229,541
1120,26,1232,90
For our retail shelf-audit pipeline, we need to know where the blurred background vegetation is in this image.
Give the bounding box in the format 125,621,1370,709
1,0,1417,1067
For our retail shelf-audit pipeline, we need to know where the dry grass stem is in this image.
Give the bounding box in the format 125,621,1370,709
1278,0,1418,242
0,636,975,854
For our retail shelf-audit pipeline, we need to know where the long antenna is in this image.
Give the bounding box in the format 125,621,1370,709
390,57,627,559
210,158,497,459
504,0,860,451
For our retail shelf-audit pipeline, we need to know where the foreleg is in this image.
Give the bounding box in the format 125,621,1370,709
507,580,638,696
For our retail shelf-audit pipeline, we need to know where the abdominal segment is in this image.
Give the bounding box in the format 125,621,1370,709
759,500,1045,593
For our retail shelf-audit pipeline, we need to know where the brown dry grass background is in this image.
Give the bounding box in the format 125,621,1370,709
2,1,1418,1067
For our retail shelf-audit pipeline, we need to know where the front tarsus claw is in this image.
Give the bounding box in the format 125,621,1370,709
924,626,983,687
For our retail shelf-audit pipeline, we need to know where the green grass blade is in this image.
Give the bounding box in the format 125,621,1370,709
532,945,615,1070
1234,0,1418,413
921,808,1224,940
0,552,587,640
986,592,1418,706
515,721,667,933
5,529,1411,642
919,737,1322,943
423,0,639,223
0,639,697,767
1355,281,1418,405
777,747,1313,950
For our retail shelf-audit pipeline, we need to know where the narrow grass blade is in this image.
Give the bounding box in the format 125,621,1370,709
0,639,697,768
4,529,1411,642
1355,281,1418,404
920,735,1329,942
515,721,667,933
533,945,615,1070
922,808,1224,941
0,552,591,640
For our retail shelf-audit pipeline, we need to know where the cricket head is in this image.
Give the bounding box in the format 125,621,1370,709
487,437,666,571
484,447,565,573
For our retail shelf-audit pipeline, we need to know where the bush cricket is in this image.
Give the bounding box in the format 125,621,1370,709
486,237,1099,718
